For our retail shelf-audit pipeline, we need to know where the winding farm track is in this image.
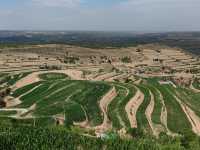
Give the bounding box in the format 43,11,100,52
0,108,27,115
94,72,117,81
174,95,200,136
18,84,42,99
125,88,144,128
73,105,90,128
106,73,127,82
13,70,83,89
74,87,117,133
145,91,163,136
134,78,142,85
0,103,36,118
95,87,117,132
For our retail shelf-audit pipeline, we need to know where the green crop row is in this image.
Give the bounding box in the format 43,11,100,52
136,85,151,133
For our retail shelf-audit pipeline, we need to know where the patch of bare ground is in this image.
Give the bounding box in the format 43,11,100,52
15,104,36,118
13,69,83,89
105,73,124,82
95,87,117,134
174,95,200,136
13,72,40,90
94,72,117,81
125,88,144,128
145,91,164,137
4,96,22,108
134,78,142,85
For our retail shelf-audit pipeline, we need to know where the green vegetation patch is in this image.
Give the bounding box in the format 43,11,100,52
145,79,163,124
0,111,17,116
144,78,191,133
175,87,200,117
39,73,70,80
0,72,31,86
158,85,191,133
12,81,43,97
9,79,111,126
108,85,128,129
136,85,151,133
193,79,200,89
0,125,199,150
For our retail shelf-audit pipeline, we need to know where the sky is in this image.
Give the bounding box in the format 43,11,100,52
0,0,200,32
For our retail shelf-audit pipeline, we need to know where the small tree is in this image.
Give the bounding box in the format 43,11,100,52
127,128,144,138
121,56,132,63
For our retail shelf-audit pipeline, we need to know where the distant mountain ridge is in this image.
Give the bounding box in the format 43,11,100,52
0,31,200,55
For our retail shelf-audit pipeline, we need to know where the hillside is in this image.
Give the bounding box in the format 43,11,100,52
0,44,200,149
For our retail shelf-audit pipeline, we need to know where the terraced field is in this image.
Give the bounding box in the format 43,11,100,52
0,71,200,138
9,74,111,127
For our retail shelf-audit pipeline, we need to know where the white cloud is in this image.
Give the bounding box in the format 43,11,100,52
0,10,14,16
1,0,200,31
32,0,81,7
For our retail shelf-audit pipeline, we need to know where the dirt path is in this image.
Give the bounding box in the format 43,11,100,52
125,88,144,128
45,83,77,99
13,69,83,89
73,105,90,128
94,72,116,81
18,84,42,99
134,78,142,85
105,73,126,82
0,103,36,118
0,108,27,116
95,87,117,133
159,81,177,88
46,80,63,90
65,89,82,102
145,91,163,137
174,95,200,136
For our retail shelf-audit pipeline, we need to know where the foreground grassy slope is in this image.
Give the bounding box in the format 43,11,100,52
0,125,200,150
